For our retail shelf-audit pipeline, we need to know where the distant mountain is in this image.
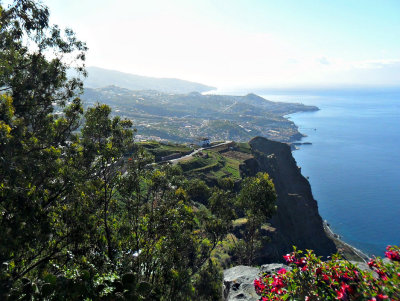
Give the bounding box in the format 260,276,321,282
81,67,215,93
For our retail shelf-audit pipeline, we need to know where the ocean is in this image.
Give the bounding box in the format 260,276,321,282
257,88,400,256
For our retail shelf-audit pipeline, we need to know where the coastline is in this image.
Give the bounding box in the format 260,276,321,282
323,221,370,262
285,108,371,263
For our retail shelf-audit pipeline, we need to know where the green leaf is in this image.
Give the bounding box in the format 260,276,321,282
137,281,152,296
44,274,57,285
122,273,136,288
81,270,90,280
41,283,54,297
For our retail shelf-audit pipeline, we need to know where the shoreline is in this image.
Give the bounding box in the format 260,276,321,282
286,108,370,263
323,220,370,262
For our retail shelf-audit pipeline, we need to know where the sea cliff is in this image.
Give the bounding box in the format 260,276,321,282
241,136,337,263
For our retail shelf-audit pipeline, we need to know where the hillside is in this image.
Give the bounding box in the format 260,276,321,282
140,137,361,265
82,86,318,143
81,66,215,93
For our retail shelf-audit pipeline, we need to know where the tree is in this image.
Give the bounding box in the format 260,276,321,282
81,104,134,261
206,187,236,249
0,0,87,294
237,172,277,265
0,1,230,299
116,162,220,300
186,179,211,205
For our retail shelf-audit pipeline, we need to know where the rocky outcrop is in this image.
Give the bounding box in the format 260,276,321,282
223,266,260,301
242,137,337,263
223,264,289,301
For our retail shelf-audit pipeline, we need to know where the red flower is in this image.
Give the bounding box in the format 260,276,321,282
295,258,307,268
283,253,295,263
368,259,377,268
376,294,389,301
336,290,345,300
336,283,351,300
376,269,388,281
385,250,400,261
254,278,266,293
322,274,330,282
272,275,285,289
340,272,352,283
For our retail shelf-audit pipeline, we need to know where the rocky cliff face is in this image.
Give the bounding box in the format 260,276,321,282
241,136,337,263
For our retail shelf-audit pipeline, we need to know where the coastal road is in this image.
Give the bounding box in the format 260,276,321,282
169,141,232,165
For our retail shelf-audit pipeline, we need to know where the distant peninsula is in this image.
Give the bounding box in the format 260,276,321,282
82,86,318,143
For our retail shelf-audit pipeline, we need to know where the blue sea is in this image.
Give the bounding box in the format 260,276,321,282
257,88,400,256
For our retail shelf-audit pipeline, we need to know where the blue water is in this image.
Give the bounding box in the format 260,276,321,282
258,89,400,256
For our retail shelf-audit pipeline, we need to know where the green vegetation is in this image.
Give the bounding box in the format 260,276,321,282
255,246,400,300
236,142,252,153
178,146,246,184
236,173,277,265
81,85,318,144
0,2,278,299
138,141,192,161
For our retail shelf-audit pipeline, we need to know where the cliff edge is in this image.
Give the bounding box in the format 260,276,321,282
242,136,337,263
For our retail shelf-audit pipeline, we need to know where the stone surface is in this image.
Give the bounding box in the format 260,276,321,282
223,266,260,301
223,264,290,301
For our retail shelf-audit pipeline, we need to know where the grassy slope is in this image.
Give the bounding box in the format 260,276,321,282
139,140,254,267
138,141,192,161
178,143,252,183
177,142,258,267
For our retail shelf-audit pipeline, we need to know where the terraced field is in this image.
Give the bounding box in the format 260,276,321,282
178,142,254,183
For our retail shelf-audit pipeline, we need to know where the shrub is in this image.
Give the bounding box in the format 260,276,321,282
254,245,400,301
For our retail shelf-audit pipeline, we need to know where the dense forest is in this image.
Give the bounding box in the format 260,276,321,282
0,1,277,299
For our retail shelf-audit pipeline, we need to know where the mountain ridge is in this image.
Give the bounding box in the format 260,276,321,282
81,66,216,93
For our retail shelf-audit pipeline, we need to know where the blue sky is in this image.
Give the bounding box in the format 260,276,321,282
14,0,400,88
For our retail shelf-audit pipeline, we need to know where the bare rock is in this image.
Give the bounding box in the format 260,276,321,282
223,264,290,301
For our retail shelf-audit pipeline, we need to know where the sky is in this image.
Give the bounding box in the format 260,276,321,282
19,0,400,88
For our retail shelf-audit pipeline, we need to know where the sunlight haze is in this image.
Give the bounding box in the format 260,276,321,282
43,0,400,89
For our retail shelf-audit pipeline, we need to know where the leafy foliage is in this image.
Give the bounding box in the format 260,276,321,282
0,1,280,299
236,173,277,265
0,0,87,294
0,1,223,299
254,245,400,301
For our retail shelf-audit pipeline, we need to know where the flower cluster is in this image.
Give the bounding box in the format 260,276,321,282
385,246,400,262
254,245,400,301
254,268,287,299
368,258,388,281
